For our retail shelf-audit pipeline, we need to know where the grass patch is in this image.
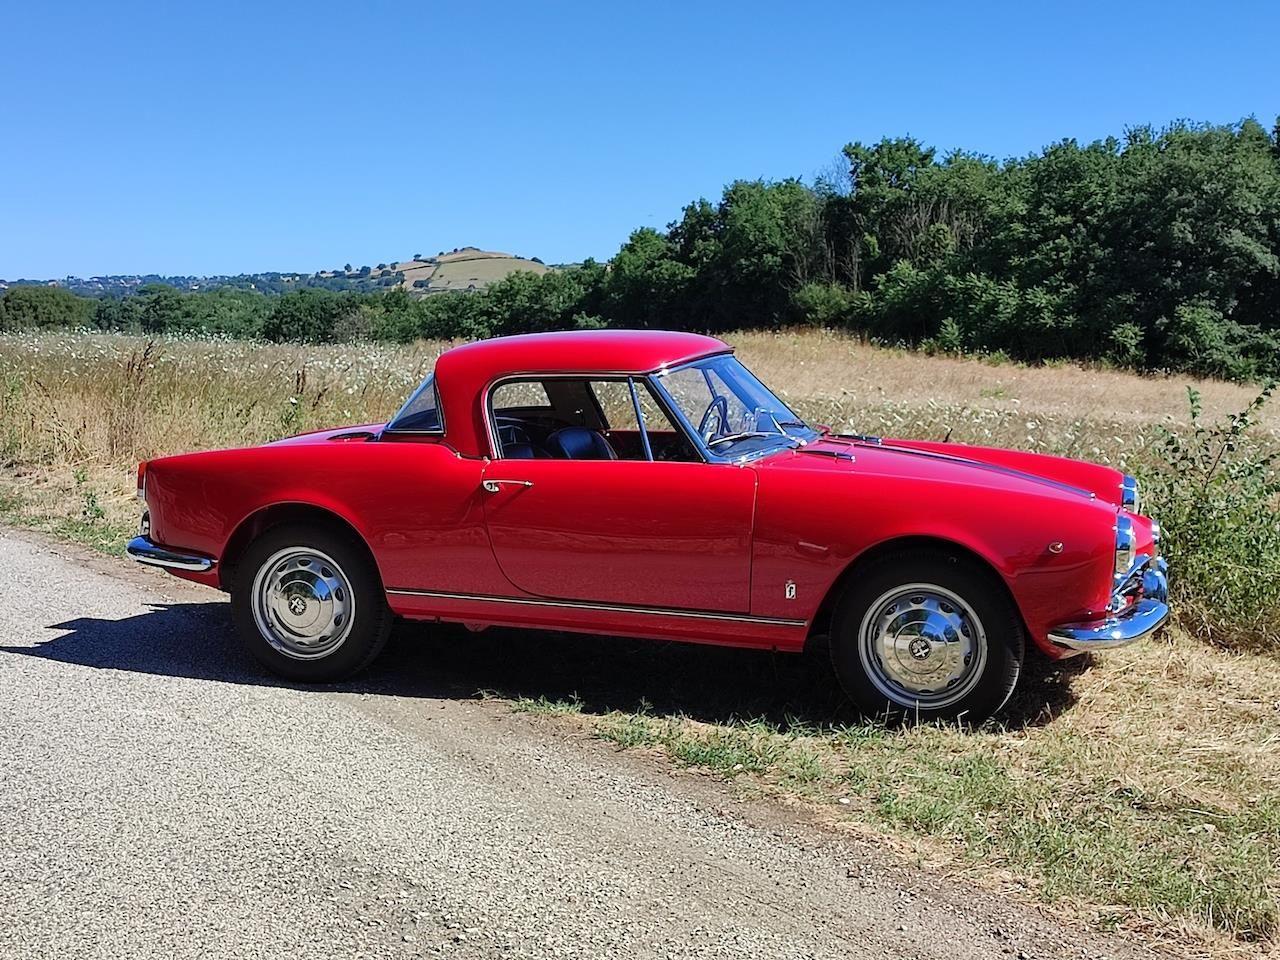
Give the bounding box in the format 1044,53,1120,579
548,635,1280,951
511,694,584,716
0,464,133,555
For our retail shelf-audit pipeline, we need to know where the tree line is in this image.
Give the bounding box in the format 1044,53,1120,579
3,118,1279,380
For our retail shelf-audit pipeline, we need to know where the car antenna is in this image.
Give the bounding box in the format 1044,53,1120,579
942,426,953,443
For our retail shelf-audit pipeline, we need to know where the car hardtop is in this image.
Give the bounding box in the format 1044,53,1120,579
432,330,730,456
436,329,730,384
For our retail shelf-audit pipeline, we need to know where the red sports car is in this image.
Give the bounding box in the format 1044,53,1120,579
128,330,1168,721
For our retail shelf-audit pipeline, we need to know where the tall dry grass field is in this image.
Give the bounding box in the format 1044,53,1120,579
1,329,1278,955
3,328,1274,491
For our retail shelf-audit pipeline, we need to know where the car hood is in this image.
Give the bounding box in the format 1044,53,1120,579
759,435,1125,506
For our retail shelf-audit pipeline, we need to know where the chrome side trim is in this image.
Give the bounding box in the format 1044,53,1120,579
126,535,217,572
385,587,807,627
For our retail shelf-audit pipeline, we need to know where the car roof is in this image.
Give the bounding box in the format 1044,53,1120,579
436,329,729,381
433,329,731,457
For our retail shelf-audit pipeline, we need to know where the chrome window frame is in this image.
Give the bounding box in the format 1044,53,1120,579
483,371,708,463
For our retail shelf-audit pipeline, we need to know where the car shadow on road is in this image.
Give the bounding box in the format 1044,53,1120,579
4,602,1091,730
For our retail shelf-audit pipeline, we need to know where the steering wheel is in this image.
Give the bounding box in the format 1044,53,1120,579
697,395,730,443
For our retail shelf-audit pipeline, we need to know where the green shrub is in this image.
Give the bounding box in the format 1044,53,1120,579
792,281,853,327
1141,384,1280,650
1,286,96,330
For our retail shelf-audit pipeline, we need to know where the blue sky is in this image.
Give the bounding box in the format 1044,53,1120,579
1,0,1276,278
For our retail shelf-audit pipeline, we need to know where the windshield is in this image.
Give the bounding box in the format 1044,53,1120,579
654,354,817,459
386,374,442,432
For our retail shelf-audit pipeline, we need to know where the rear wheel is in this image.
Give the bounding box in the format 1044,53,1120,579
829,549,1023,723
231,523,392,682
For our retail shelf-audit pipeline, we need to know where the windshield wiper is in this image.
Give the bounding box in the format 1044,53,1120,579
707,431,801,450
707,431,773,447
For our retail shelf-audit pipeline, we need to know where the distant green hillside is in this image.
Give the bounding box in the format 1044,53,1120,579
0,247,550,298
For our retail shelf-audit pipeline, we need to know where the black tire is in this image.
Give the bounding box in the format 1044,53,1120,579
829,549,1024,724
231,522,392,683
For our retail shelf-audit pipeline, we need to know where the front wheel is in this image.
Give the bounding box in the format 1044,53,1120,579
829,550,1024,724
231,523,392,682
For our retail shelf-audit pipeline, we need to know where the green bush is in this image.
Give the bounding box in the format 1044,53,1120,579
1,286,96,330
1141,384,1280,650
792,281,854,327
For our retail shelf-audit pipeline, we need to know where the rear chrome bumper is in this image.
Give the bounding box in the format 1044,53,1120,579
1049,556,1169,652
126,535,217,572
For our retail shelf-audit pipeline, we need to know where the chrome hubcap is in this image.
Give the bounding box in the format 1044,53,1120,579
251,547,354,660
858,583,987,709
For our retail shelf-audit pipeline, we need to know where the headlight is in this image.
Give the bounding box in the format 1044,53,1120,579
1121,474,1140,514
1115,515,1136,579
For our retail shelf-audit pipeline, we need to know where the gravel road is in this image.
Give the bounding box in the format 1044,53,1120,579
0,528,1156,960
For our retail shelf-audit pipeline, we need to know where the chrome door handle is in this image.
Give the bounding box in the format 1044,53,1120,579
481,479,534,493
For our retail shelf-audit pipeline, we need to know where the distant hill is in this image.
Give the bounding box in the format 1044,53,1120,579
392,247,549,293
0,246,551,298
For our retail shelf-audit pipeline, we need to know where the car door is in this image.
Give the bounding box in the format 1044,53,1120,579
481,458,755,612
480,376,755,613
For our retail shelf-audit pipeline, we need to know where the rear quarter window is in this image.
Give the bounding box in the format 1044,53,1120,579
387,375,443,432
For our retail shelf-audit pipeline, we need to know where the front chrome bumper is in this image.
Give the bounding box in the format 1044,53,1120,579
126,535,217,572
1048,556,1169,652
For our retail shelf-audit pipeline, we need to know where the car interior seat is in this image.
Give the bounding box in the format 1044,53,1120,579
545,427,618,460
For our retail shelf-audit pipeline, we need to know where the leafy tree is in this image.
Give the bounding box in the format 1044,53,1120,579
6,116,1279,380
262,289,348,342
1,286,96,330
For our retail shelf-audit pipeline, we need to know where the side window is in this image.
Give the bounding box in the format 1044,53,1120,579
491,379,554,459
583,380,657,462
489,376,701,462
635,382,700,462
492,380,551,415
587,380,638,432
586,380,700,463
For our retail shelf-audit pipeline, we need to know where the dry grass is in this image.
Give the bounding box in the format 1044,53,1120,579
736,329,1280,473
1,329,1278,953
513,633,1280,956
